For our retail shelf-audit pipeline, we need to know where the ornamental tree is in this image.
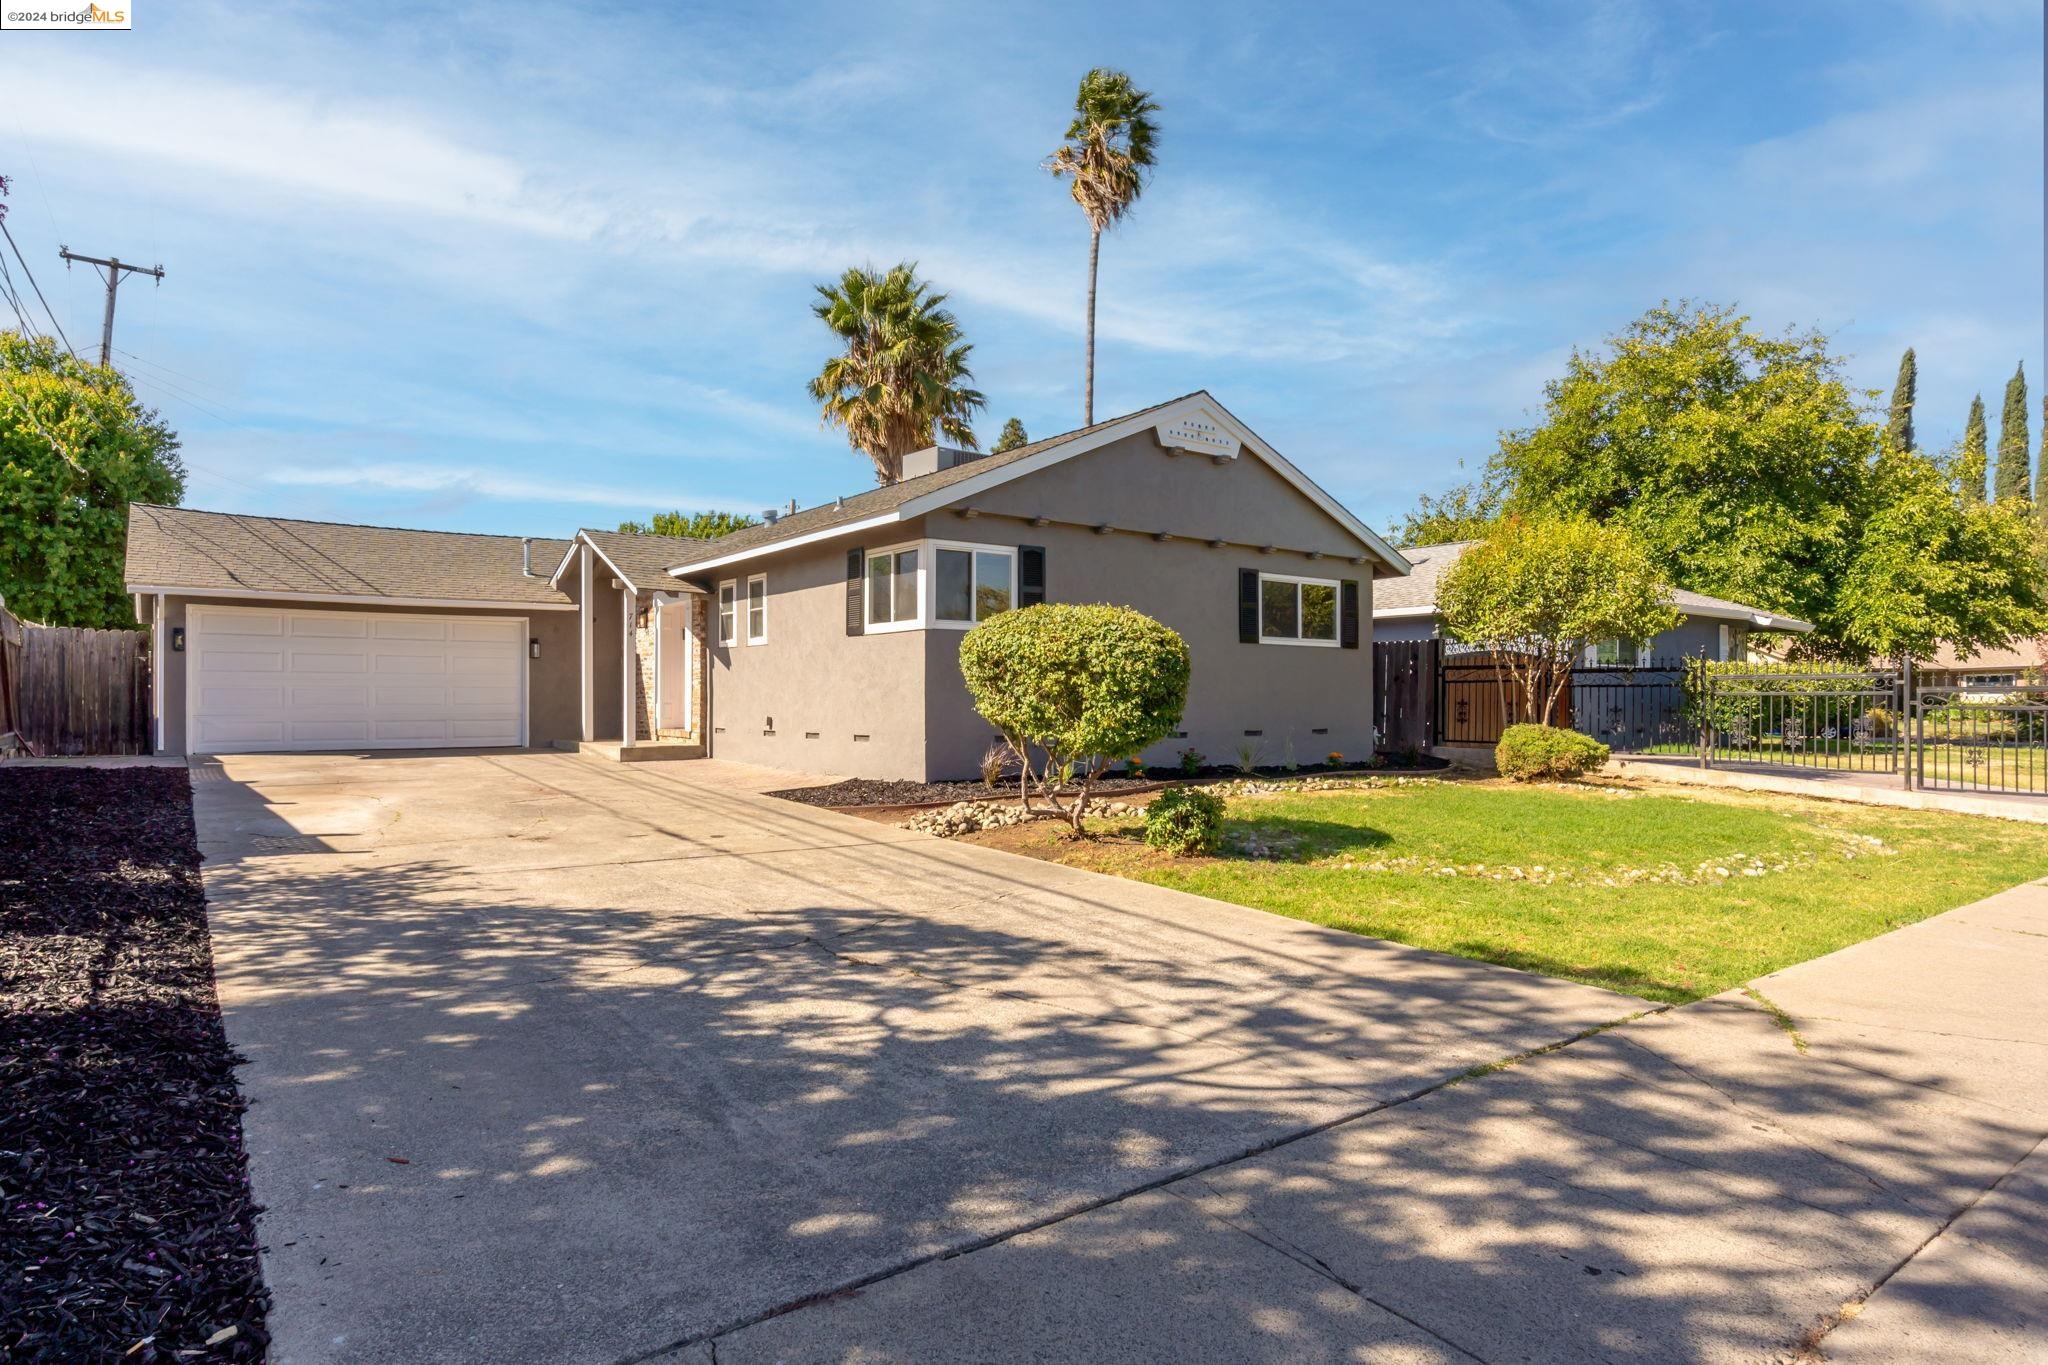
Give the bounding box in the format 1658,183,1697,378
956,603,1189,830
1437,515,1678,723
0,331,184,627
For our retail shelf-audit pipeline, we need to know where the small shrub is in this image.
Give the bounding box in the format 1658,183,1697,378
1124,758,1146,779
1177,747,1206,776
1495,724,1611,781
1235,741,1261,775
1325,750,1344,767
1143,787,1226,856
978,742,1013,790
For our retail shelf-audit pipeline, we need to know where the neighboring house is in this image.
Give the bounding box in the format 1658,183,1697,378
1917,639,2048,689
1372,540,1812,660
126,392,1411,779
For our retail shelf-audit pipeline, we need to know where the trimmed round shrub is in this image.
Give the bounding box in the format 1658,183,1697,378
1143,786,1226,855
1495,724,1611,781
958,604,1191,775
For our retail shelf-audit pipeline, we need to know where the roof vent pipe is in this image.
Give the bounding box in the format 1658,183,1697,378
521,537,534,577
762,508,780,524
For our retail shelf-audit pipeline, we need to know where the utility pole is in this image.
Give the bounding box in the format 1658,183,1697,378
58,247,164,367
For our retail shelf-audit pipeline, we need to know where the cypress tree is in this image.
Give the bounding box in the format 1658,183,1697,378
991,417,1029,453
1996,362,2031,500
1886,347,1916,453
1959,394,1988,503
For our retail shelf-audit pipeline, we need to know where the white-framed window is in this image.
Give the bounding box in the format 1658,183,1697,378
717,580,737,646
1586,638,1652,666
865,543,923,633
931,540,1015,628
745,573,767,644
1258,572,1339,647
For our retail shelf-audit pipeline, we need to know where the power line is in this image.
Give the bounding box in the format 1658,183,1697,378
113,346,240,404
0,219,73,355
59,246,161,367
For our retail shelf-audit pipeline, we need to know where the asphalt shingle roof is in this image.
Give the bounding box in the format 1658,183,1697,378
124,504,573,606
1376,539,1813,631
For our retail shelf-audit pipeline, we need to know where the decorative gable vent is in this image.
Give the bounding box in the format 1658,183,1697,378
1153,407,1240,461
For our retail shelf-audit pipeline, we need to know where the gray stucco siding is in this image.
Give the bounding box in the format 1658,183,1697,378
692,525,930,781
919,517,1373,781
1371,612,1743,660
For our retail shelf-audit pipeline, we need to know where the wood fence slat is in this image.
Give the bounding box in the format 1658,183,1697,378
0,609,151,757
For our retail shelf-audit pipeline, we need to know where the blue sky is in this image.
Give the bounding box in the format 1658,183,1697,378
2,0,2041,539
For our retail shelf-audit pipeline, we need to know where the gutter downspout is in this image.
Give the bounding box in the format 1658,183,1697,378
620,586,635,749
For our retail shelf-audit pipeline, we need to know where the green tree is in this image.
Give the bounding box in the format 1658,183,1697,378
1393,478,1503,546
0,331,184,627
956,603,1189,831
1958,394,1988,503
1044,68,1160,425
991,417,1029,453
617,510,757,539
808,263,984,485
1885,347,1916,453
1831,441,2045,658
1437,515,1678,723
1995,362,2030,501
1488,303,1875,649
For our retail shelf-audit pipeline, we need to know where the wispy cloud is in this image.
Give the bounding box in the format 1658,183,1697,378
264,462,750,513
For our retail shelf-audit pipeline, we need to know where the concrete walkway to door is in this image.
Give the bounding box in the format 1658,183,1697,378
190,750,1637,1364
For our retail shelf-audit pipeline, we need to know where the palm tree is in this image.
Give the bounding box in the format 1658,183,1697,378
808,263,985,485
1044,68,1160,425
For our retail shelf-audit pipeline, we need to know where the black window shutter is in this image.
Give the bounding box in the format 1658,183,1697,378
1239,569,1260,643
1341,579,1361,649
845,548,865,636
1018,546,1046,607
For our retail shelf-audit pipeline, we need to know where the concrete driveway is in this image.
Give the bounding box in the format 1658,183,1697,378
191,751,1638,1363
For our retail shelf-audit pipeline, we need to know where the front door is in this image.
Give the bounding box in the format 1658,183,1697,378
656,597,691,733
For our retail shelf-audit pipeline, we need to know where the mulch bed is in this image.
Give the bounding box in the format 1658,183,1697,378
0,767,268,1362
769,757,1450,809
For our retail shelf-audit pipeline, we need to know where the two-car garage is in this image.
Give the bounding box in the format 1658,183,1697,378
185,605,528,754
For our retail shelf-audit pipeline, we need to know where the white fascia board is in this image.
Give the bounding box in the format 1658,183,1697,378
1676,599,1815,633
125,584,577,612
893,392,1413,575
545,539,583,589
664,512,903,578
1372,605,1439,620
581,537,641,594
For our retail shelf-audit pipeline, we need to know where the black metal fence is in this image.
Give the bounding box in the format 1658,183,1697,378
1696,667,1906,778
1913,685,2048,795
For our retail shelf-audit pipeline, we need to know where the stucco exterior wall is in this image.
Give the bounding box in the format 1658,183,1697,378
153,594,579,756
918,521,1373,780
694,526,929,780
1374,612,1740,660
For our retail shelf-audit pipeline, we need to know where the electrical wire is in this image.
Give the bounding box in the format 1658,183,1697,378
0,219,73,356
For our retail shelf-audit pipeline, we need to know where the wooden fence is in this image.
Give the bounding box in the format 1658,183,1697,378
0,603,153,756
1373,640,1438,755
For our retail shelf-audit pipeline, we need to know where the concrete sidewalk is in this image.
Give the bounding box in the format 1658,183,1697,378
705,880,2048,1363
1608,754,2048,824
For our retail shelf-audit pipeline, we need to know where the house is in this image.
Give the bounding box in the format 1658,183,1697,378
1917,639,2048,689
1372,540,1812,661
125,392,1412,780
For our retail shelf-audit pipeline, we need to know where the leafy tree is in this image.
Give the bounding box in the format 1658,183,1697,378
1830,440,2045,659
956,603,1189,831
1437,515,1678,723
617,509,756,539
1958,394,1988,504
0,331,183,627
1487,303,1881,650
1393,478,1503,547
1885,347,1916,453
1995,362,2030,501
991,417,1029,453
808,263,984,485
1044,68,1160,425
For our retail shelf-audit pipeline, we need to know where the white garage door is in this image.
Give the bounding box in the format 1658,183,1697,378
188,605,527,753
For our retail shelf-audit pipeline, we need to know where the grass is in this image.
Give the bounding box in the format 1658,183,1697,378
969,777,2048,1004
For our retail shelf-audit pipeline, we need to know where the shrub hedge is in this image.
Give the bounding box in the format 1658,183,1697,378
1496,723,1611,781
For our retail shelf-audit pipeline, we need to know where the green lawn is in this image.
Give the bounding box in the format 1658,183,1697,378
1040,779,2048,1004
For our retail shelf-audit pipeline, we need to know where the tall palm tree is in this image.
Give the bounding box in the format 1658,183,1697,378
808,263,985,485
1044,68,1160,425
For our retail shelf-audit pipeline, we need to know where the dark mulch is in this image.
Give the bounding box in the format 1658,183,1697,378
0,766,268,1362
770,755,1450,809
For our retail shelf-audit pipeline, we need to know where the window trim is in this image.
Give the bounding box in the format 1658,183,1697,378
717,579,738,646
1256,571,1342,648
1584,637,1654,667
745,573,768,644
863,540,924,635
928,538,1018,631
